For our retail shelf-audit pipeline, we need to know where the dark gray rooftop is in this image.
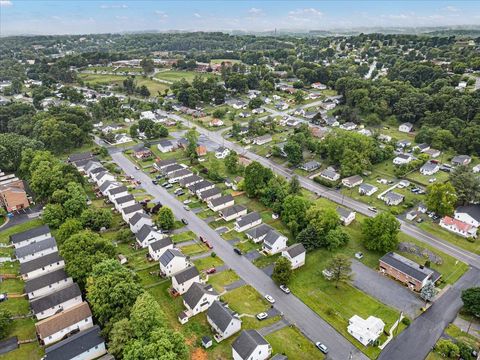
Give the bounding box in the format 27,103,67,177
30,283,81,314
44,325,104,360
263,230,284,246
380,252,434,282
108,185,128,195
220,204,247,218
232,330,269,360
207,300,238,332
182,282,218,309
159,248,185,266
456,205,480,222
122,203,143,215
173,266,199,284
188,180,213,193
20,252,64,276
236,212,261,228
284,243,305,258
149,237,173,252
129,212,150,226
198,187,222,200
115,194,135,204
25,268,68,293
10,225,50,245
15,237,57,259
209,194,233,207
246,224,274,239
136,224,156,242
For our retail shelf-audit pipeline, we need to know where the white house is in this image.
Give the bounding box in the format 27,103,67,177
358,183,378,196
129,212,153,234
473,164,480,173
420,161,439,176
168,169,193,183
43,325,106,360
440,216,477,238
253,134,273,145
30,283,83,320
198,187,223,202
148,237,174,261
452,155,472,166
121,203,144,223
95,171,116,187
208,195,235,212
113,194,136,212
342,175,363,188
383,192,404,206
10,225,51,249
232,330,271,360
215,147,230,159
393,154,413,165
399,122,413,133
15,237,58,264
20,252,65,281
207,301,242,342
180,283,219,323
246,224,275,243
311,82,327,90
262,230,288,255
25,268,72,300
172,266,201,295
136,224,164,248
234,212,262,232
454,205,480,229
99,180,122,196
320,167,340,182
337,207,356,226
347,315,385,346
340,122,357,131
35,302,93,346
154,159,177,171
220,205,248,222
189,180,215,195
107,185,129,203
157,139,175,153
282,243,306,269
160,249,190,277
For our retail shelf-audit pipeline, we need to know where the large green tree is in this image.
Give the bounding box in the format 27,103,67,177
362,212,400,252
450,165,480,205
80,208,113,231
461,287,480,319
326,254,352,288
425,182,457,216
0,309,12,340
281,195,311,235
272,257,293,285
244,161,273,198
156,206,175,230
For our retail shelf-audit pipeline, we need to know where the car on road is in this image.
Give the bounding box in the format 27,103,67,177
206,267,216,274
264,295,275,304
152,180,158,185
355,252,364,259
279,285,290,294
315,342,328,354
368,206,377,213
233,248,242,255
256,312,268,321
181,218,188,225
205,241,213,249
134,166,140,170
183,199,192,205
199,236,205,243
183,205,190,211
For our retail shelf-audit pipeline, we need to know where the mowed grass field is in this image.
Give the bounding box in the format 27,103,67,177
78,73,169,94
154,70,218,83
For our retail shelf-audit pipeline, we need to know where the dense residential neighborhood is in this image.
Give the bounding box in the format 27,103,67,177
1,2,480,360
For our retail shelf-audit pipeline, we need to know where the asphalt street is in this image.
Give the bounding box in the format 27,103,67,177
110,150,368,360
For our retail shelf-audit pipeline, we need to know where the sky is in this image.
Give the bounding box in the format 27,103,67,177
1,0,480,36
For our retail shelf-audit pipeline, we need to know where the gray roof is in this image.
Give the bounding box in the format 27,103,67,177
44,325,104,360
122,203,143,215
207,300,238,332
129,212,150,226
284,243,305,258
99,180,117,193
136,224,156,242
336,206,353,219
158,139,173,147
25,268,68,293
109,186,128,195
301,160,321,170
456,205,480,222
10,225,50,245
220,204,247,218
179,174,203,187
396,154,411,160
236,212,261,228
68,152,93,163
321,168,339,179
380,252,434,283
15,237,57,259
115,194,135,204
343,175,362,184
30,283,81,314
232,330,269,360
149,237,173,252
20,252,63,276
188,180,213,193
84,160,102,172
271,355,288,360
452,155,471,164
246,224,274,239
359,183,376,192
263,230,284,247
90,166,106,175
385,192,404,202
155,159,177,168
182,282,218,309
209,194,234,207
162,164,183,174
421,162,438,172
168,168,192,179
159,248,185,266
173,266,199,284
198,187,222,200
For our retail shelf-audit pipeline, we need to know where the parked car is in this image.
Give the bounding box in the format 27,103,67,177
256,312,268,321
416,217,424,223
183,199,192,205
183,205,190,211
181,218,188,225
264,295,275,304
176,191,185,196
161,182,169,187
134,166,140,170
368,207,377,213
206,267,216,274
165,184,173,189
315,342,328,354
152,179,158,185
279,285,290,294
205,241,213,249
233,248,242,255
355,252,364,259
199,236,205,243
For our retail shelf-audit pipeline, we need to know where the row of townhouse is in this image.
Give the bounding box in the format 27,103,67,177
10,224,107,359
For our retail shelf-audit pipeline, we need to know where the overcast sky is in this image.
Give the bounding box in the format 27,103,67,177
1,0,479,36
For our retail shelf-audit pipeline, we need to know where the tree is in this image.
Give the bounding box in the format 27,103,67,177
289,175,301,195
185,129,199,164
461,287,480,319
207,156,223,182
284,141,303,166
129,292,166,338
272,257,293,285
282,195,310,235
123,328,188,360
56,218,83,244
42,203,65,228
244,162,273,198
109,318,133,358
425,182,457,216
297,226,319,251
0,133,43,172
86,259,143,327
325,228,350,250
362,212,400,252
224,151,239,174
0,309,12,340
294,91,305,104
156,206,175,230
435,339,460,359
306,206,341,240
326,254,352,288
138,85,150,97
140,58,155,74
61,230,116,287
80,208,113,231
450,165,480,205
60,182,87,218
420,280,437,306
248,97,263,109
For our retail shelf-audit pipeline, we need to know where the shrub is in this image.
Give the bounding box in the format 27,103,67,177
402,317,411,326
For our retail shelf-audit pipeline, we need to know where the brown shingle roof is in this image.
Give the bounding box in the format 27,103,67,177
35,302,92,339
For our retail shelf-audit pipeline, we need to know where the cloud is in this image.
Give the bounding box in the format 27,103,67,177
116,15,128,20
194,13,201,18
248,7,263,16
0,0,12,7
155,10,168,21
443,5,459,12
288,8,323,17
100,3,127,9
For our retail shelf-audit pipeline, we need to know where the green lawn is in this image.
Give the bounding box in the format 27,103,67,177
154,70,217,83
1,342,43,360
419,221,480,255
194,255,224,271
207,270,240,293
171,230,196,243
0,219,44,244
78,73,169,95
222,285,270,315
266,326,323,360
181,243,209,256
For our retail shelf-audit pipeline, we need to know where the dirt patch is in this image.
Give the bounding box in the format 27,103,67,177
191,348,208,360
398,242,443,264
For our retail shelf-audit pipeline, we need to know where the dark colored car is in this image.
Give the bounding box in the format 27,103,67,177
233,248,242,255
181,218,188,225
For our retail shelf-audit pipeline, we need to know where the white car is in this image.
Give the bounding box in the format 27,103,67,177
256,312,268,320
264,295,275,304
279,285,290,294
316,342,328,354
183,199,192,205
355,252,364,259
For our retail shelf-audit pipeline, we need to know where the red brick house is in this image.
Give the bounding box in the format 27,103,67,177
0,185,29,212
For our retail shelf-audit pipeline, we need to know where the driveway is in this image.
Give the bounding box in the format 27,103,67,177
351,260,423,319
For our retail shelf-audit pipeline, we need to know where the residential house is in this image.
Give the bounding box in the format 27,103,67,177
220,205,248,222
340,122,357,131
207,301,242,342
399,122,414,133
129,213,153,234
210,119,224,127
413,143,430,153
148,237,174,261
133,147,152,159
121,203,144,223
253,135,273,146
30,283,83,320
324,117,339,127
35,302,93,346
154,159,177,171
113,194,136,212
136,224,163,248
452,155,472,166
320,167,340,182
281,243,306,269
107,185,129,203
67,152,96,172
215,147,230,159
20,252,65,281
300,160,321,172
246,224,275,243
10,225,51,249
172,266,201,295
383,192,404,206
25,268,72,300
393,154,413,165
95,172,116,187
160,249,190,277
99,180,122,196
454,205,480,228
88,165,107,181
378,134,392,143
420,162,439,176
189,180,215,195
379,252,441,291
262,230,288,255
348,315,385,346
406,210,419,221
208,195,234,212
196,145,208,157
358,183,378,196
337,207,356,226
342,175,363,188
234,212,262,232
232,100,247,110
180,283,219,322
162,163,185,176
396,139,412,148
0,185,29,212
198,187,222,202
440,216,477,238
84,161,103,177
168,169,193,183
424,148,441,158
43,325,106,360
232,330,271,360
473,164,480,173
311,82,327,90
15,237,58,264
179,174,203,188
157,139,175,153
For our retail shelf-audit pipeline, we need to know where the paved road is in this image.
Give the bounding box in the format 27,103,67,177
351,260,423,319
379,268,480,360
159,110,480,270
109,150,368,360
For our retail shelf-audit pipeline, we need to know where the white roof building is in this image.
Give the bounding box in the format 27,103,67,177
347,315,385,346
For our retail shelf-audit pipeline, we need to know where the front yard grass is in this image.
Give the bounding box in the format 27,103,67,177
0,219,44,244
207,270,240,293
419,221,480,255
181,243,209,256
266,326,324,360
222,285,270,315
194,255,224,271
171,230,196,243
